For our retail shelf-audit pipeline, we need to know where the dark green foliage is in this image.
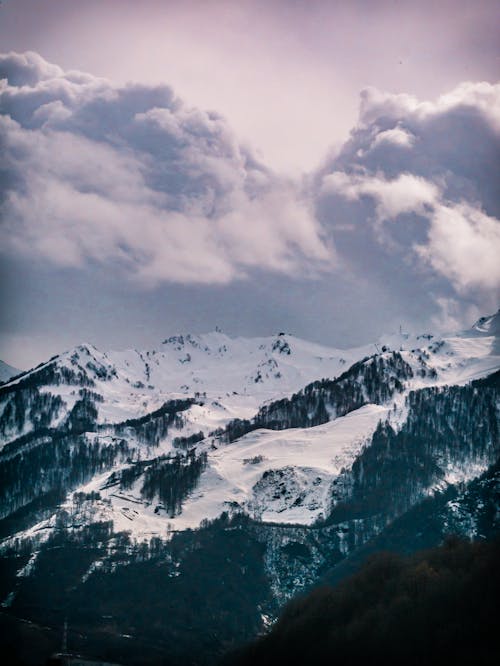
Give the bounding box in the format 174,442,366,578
0,381,105,455
0,361,95,398
0,387,65,437
1,427,54,457
172,431,205,448
474,369,500,389
141,450,208,516
0,487,66,539
85,360,117,381
78,388,104,402
0,610,60,666
314,457,500,594
281,541,311,561
437,458,500,542
226,538,500,666
0,359,106,442
326,382,499,526
115,399,195,430
73,490,101,505
103,449,208,516
3,514,272,666
118,461,149,490
114,398,196,446
0,392,197,524
0,431,130,518
65,397,99,432
104,456,158,491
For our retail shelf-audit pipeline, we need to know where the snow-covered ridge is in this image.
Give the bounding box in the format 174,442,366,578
471,309,500,336
0,360,21,384
0,331,366,436
1,312,499,543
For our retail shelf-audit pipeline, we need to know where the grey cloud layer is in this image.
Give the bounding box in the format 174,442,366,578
0,52,331,285
315,82,500,327
1,52,499,329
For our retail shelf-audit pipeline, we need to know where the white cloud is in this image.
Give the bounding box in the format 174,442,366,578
371,126,415,149
428,297,481,334
0,51,333,286
321,172,439,220
417,203,500,293
1,51,499,337
359,81,500,132
316,80,500,327
358,87,419,126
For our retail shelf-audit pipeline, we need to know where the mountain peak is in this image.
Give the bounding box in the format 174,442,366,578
471,309,500,336
0,360,21,384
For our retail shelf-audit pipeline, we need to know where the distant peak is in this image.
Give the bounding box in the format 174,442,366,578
161,331,232,354
76,342,95,353
471,309,500,336
162,334,187,346
0,359,22,384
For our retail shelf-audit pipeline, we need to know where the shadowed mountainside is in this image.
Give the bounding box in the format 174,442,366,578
223,538,500,666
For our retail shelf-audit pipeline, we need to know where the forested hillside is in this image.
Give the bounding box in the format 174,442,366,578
224,538,500,666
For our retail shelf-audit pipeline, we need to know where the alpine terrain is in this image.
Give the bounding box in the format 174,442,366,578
0,360,21,385
0,311,499,665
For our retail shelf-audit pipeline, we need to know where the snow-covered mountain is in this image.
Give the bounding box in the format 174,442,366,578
0,312,499,665
0,360,20,384
0,330,369,433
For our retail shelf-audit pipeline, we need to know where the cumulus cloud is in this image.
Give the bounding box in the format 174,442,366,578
371,126,415,149
1,51,498,334
315,80,500,326
321,172,438,220
417,203,500,293
0,51,332,285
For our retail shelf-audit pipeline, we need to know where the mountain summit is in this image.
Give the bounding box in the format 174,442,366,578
471,308,500,337
0,360,20,384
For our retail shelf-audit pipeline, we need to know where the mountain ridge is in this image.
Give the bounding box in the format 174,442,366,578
0,360,21,385
1,313,499,535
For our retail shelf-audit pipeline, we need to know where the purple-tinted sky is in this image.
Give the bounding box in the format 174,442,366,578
0,1,499,367
1,0,499,172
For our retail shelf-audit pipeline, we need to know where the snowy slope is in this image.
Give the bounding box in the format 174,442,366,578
0,360,20,384
375,311,500,388
183,403,390,527
1,311,499,547
0,332,368,452
51,402,389,540
470,309,500,336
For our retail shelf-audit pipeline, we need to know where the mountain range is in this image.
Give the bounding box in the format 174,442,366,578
0,310,499,665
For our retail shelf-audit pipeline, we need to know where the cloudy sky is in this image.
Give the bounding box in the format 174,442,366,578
0,0,499,368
